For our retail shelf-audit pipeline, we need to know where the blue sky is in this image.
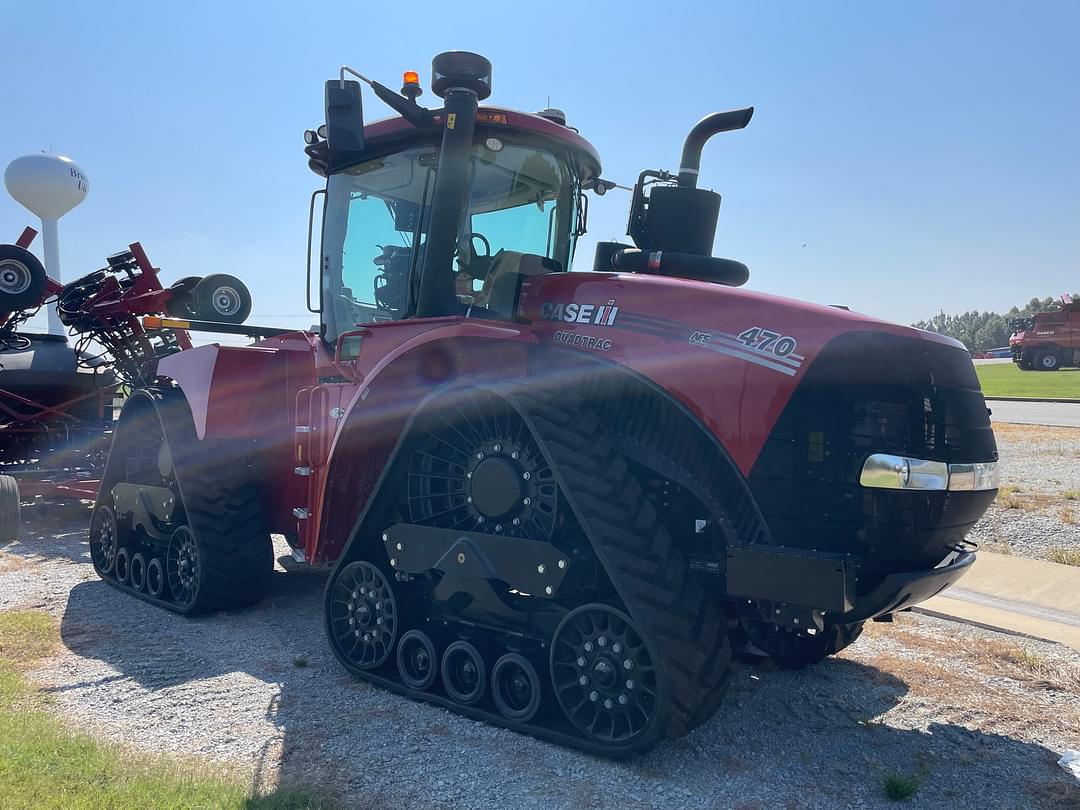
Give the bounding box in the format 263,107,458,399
2,1,1077,336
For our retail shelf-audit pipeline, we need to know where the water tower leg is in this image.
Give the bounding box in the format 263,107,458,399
39,218,64,337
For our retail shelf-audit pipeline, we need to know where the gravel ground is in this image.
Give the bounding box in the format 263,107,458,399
969,422,1080,561
1,505,1078,809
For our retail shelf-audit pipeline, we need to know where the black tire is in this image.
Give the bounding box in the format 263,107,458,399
145,557,166,599
129,552,147,592
1035,350,1060,371
740,619,865,669
0,244,47,311
0,475,19,544
191,274,251,324
1019,357,1034,370
397,630,438,691
114,548,131,586
441,641,486,705
492,653,542,723
164,275,201,318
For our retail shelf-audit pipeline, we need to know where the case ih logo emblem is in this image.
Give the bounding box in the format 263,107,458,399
540,299,619,326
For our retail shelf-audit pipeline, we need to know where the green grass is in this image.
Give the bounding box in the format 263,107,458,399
882,772,921,801
0,611,333,810
975,362,1080,400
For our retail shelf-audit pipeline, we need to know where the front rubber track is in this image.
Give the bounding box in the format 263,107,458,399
325,385,732,756
514,386,733,738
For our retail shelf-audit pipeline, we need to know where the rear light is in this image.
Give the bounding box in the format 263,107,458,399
860,454,998,491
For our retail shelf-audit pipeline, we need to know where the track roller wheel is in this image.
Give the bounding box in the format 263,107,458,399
129,553,147,592
114,548,131,586
740,619,865,669
397,629,438,690
441,641,486,705
492,653,541,722
328,562,398,670
551,604,663,748
89,505,119,576
167,526,201,609
145,557,166,599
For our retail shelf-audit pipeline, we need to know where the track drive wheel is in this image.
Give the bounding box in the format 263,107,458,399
0,475,20,544
327,561,399,671
551,604,664,749
740,619,865,669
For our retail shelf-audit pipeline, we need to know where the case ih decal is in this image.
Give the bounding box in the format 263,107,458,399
540,299,619,326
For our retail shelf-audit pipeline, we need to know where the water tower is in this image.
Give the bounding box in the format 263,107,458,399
4,154,89,336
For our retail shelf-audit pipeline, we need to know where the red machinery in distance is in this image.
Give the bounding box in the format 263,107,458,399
0,231,257,540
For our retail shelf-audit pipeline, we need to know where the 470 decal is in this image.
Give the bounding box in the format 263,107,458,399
735,327,798,359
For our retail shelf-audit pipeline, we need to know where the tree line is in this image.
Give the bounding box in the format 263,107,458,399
912,296,1077,352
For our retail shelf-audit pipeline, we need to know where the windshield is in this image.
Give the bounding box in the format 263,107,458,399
321,137,582,341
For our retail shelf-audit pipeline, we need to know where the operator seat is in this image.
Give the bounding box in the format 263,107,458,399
483,252,561,319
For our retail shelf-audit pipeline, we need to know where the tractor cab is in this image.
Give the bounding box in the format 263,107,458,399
305,53,601,344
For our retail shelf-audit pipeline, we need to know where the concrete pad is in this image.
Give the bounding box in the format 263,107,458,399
962,551,1080,614
919,594,1080,652
919,551,1080,651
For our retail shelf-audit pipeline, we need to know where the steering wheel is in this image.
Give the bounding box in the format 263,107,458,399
460,232,491,261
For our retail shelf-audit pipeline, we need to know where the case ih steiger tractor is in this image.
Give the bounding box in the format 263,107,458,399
86,52,998,757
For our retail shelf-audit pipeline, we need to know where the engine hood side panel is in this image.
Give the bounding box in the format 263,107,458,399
519,272,953,475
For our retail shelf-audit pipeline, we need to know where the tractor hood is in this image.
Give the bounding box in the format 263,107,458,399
518,271,987,475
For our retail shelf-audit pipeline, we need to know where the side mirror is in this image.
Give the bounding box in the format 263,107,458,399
324,80,365,171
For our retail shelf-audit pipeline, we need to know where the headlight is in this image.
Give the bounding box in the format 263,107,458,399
859,454,998,491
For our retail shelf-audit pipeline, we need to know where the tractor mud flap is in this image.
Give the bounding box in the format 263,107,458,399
92,388,271,614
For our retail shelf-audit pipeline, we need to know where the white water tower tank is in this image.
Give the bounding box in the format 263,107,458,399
4,154,89,336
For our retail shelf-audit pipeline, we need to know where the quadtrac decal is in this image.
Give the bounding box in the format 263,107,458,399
687,326,804,376
540,299,619,326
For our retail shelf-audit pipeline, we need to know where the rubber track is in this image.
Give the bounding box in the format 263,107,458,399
96,389,272,614
513,386,733,738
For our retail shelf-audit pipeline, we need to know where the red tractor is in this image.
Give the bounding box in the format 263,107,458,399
86,52,998,757
1009,294,1080,370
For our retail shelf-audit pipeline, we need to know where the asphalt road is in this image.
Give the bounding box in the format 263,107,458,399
987,399,1080,428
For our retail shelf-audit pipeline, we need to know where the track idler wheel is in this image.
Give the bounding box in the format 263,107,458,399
145,557,166,599
397,629,438,690
129,553,147,592
89,505,119,576
167,526,201,608
328,562,398,670
492,653,541,722
441,641,486,705
551,604,664,748
114,548,131,586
